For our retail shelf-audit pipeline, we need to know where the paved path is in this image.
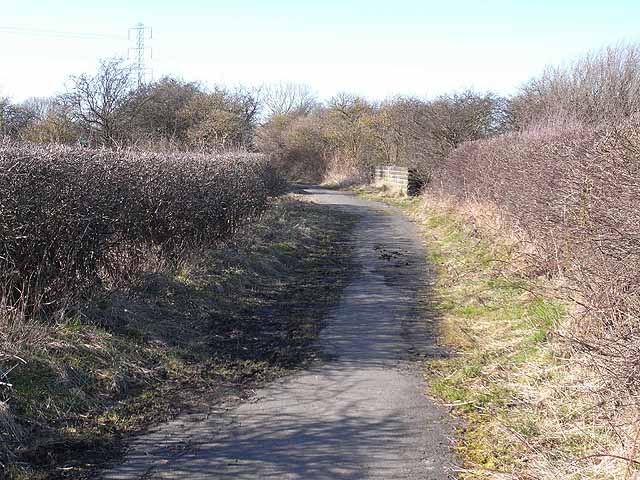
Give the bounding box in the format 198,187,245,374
102,188,455,480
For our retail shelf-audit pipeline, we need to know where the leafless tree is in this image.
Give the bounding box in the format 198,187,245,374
61,58,136,145
324,93,375,162
229,85,262,145
178,86,261,150
18,97,57,121
261,82,317,118
0,98,37,137
512,42,640,127
128,76,202,142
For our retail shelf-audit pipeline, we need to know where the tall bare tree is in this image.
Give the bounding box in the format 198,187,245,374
261,82,317,118
512,42,640,127
61,58,136,145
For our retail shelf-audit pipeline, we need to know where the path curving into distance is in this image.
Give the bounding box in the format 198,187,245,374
102,188,455,480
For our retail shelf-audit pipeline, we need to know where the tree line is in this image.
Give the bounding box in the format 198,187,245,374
3,43,640,182
259,42,640,183
0,56,523,178
0,58,306,150
257,90,511,183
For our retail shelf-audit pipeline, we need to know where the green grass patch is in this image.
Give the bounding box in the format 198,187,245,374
359,187,625,480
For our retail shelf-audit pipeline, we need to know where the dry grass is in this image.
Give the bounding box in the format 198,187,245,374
0,195,357,479
431,118,640,402
418,194,639,479
321,154,370,189
359,187,638,479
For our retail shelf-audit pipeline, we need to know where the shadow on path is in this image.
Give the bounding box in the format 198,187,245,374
102,187,455,480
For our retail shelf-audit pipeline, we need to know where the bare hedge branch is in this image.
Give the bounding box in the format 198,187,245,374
0,141,284,312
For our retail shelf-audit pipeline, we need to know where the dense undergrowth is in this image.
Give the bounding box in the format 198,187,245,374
0,141,357,479
0,142,284,313
431,120,640,402
419,199,631,480
358,187,637,479
1,195,356,479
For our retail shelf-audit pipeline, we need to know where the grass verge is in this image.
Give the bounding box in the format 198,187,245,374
356,186,632,480
1,195,357,480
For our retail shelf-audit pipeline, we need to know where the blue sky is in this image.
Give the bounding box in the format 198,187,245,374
1,0,638,101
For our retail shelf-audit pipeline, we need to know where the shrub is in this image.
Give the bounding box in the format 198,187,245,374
0,141,284,312
429,118,640,394
256,90,507,184
513,42,640,127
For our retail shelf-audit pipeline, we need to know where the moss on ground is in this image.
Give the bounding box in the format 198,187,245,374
1,196,357,480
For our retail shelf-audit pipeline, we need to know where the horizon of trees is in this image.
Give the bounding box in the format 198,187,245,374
0,55,513,153
2,41,640,182
0,55,512,183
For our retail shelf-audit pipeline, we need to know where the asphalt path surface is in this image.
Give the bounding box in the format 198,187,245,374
102,188,455,480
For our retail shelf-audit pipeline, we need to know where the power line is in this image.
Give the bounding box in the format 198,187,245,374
128,23,152,86
0,25,125,40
